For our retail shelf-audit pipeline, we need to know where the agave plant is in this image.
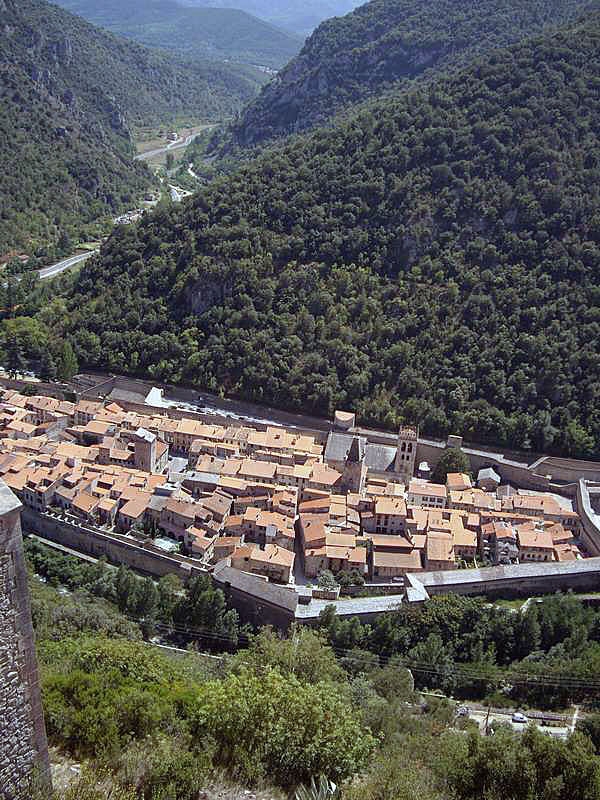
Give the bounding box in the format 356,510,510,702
295,776,339,800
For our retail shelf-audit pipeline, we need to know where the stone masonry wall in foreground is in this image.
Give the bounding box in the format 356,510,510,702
0,482,50,800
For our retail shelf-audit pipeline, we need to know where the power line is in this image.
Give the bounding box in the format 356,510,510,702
134,615,600,695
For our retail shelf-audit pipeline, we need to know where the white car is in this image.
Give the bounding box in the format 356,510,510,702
512,712,528,724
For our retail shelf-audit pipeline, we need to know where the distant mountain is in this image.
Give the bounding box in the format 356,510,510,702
51,0,302,69
179,0,363,36
59,13,600,458
226,0,596,149
0,0,263,254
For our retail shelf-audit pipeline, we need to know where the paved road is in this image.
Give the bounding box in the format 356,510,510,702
188,163,201,181
38,250,98,281
3,250,97,288
134,134,196,162
467,707,572,739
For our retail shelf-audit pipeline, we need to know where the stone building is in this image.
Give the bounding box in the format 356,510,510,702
134,427,168,474
0,480,51,798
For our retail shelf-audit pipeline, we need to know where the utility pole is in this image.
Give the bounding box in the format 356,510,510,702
571,705,579,735
484,705,491,736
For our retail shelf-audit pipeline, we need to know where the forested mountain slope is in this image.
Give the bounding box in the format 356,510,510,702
180,0,362,37
0,0,263,253
51,0,302,69
52,15,600,457
225,0,596,149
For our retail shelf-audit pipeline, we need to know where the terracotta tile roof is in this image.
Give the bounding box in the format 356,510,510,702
119,493,151,520
409,480,447,498
517,527,554,550
374,550,422,570
426,531,454,562
446,473,472,492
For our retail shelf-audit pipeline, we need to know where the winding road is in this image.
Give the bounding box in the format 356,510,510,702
27,128,210,283
3,250,97,288
38,250,98,281
134,133,197,162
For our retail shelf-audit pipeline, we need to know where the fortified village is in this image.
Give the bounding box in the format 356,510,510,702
1,380,600,626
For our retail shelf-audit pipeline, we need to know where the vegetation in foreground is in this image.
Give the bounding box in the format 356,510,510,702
27,538,243,646
29,538,600,714
21,539,600,800
29,562,600,800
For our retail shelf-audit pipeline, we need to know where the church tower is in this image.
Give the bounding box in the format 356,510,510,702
134,427,158,473
395,425,418,485
341,436,367,494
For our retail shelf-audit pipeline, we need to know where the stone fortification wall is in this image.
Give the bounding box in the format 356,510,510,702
416,438,600,491
0,483,50,799
419,557,600,599
21,509,204,583
577,480,600,556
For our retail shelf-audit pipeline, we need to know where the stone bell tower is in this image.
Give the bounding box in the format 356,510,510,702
395,425,418,485
0,481,51,799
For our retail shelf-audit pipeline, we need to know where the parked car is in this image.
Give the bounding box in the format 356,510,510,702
512,712,528,724
456,706,470,718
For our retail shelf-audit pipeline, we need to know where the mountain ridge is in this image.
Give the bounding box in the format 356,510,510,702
0,0,263,253
178,0,362,36
51,0,302,69
224,0,598,150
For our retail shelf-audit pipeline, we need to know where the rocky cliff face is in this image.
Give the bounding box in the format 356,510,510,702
224,0,593,152
232,36,447,147
5,7,133,144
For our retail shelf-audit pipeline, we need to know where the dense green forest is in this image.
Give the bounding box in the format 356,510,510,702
180,0,362,36
26,544,600,799
23,15,600,457
319,593,600,709
51,0,302,69
223,0,596,149
0,0,264,253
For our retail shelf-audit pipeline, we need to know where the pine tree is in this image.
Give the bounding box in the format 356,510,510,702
57,340,79,381
115,565,138,613
39,348,58,382
5,337,26,378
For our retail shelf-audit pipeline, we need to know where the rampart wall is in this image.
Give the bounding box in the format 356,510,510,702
21,509,203,583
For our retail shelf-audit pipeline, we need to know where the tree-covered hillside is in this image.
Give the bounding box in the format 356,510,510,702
0,0,264,254
51,0,302,69
31,15,600,457
225,0,597,149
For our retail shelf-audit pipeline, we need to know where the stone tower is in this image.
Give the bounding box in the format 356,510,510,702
0,481,51,799
341,436,367,494
134,427,157,473
395,425,418,485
